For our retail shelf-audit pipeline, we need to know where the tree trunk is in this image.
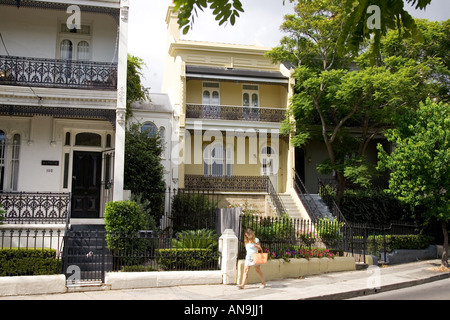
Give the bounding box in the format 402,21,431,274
441,219,448,267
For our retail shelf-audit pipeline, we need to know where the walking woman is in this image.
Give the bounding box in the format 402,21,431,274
239,229,266,289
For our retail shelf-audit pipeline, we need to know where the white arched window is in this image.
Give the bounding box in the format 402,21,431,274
60,39,73,60
141,122,158,138
202,82,220,105
77,41,90,61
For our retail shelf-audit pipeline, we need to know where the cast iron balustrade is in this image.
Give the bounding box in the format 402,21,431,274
0,55,117,90
186,103,286,123
184,175,285,216
184,175,269,192
0,192,70,224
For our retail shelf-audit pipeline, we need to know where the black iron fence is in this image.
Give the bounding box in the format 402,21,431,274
0,228,64,277
238,214,421,263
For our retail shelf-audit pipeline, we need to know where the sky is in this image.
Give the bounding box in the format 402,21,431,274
127,0,450,94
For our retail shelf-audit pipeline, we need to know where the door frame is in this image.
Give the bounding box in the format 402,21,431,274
59,126,115,221
70,150,102,219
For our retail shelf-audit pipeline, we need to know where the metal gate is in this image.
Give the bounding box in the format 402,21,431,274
61,226,112,284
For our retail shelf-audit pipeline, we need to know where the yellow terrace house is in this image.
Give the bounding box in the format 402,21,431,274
161,5,309,218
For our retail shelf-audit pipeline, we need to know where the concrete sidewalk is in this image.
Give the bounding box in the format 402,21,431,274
1,259,449,300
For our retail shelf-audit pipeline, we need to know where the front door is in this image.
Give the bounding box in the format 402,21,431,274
71,151,102,218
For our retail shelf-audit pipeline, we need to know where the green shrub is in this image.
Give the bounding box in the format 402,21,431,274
320,187,415,224
170,193,218,233
366,234,434,254
104,200,149,266
0,248,60,276
391,234,434,250
240,214,296,241
171,229,217,249
155,248,218,270
317,218,344,248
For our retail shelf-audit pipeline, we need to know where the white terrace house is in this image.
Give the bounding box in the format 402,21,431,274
0,0,130,224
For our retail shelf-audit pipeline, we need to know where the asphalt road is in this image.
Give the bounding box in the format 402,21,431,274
349,277,450,300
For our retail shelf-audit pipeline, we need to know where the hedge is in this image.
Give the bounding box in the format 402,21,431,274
155,248,218,271
0,248,60,276
365,234,434,254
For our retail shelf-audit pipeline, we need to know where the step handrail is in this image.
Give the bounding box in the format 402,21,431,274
293,170,323,220
317,180,348,224
265,176,286,217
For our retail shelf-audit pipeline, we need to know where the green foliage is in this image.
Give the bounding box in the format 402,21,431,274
337,0,431,59
316,218,344,248
155,248,218,270
170,193,218,233
124,123,166,224
130,193,158,235
0,248,60,276
377,99,450,223
126,54,149,118
173,0,244,34
266,0,348,69
365,234,434,254
241,214,296,242
377,19,450,103
297,230,317,248
104,201,150,266
104,200,147,235
320,187,413,224
267,0,441,204
171,229,217,249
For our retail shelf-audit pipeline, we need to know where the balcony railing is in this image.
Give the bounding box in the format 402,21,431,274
186,104,286,123
0,192,70,224
0,55,117,90
184,175,269,192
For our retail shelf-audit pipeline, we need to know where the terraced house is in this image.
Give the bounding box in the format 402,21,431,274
0,0,129,223
161,5,310,219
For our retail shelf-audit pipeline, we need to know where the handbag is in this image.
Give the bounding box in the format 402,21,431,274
252,249,268,265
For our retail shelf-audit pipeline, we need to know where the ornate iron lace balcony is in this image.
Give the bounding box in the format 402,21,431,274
0,55,117,90
0,192,70,224
184,175,269,192
186,103,286,123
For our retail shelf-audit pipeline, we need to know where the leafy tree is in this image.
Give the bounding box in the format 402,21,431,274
126,54,149,118
337,0,432,59
268,0,435,205
173,0,244,34
173,0,435,59
375,19,450,103
124,123,166,224
377,99,449,267
266,0,349,70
